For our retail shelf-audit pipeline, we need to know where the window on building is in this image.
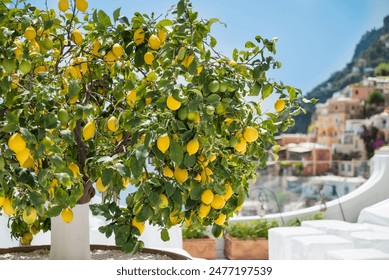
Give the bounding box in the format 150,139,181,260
341,163,345,172
347,164,352,172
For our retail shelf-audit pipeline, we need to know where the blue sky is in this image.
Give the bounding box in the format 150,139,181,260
28,0,389,95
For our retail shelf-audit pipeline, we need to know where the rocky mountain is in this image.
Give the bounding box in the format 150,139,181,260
289,15,389,133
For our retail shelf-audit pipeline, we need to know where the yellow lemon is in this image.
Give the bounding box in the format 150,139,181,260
96,178,108,192
144,51,154,65
209,154,217,162
159,194,168,208
72,29,83,45
198,203,211,218
169,211,182,225
214,213,226,226
61,208,74,223
235,204,243,211
8,133,26,153
92,40,101,56
132,218,145,235
166,94,181,110
122,177,130,188
16,147,31,164
186,138,199,156
104,51,116,64
112,43,124,57
22,207,37,225
157,30,167,44
20,232,33,245
197,154,209,167
34,65,47,74
3,198,15,216
201,189,214,205
20,156,34,168
133,28,145,45
156,134,170,154
275,99,286,112
163,166,174,178
82,120,96,141
197,66,203,75
69,163,80,178
24,26,36,41
126,90,137,108
58,0,69,12
243,126,259,142
0,196,5,207
193,173,201,181
107,116,119,132
234,138,247,154
174,167,188,184
222,182,233,200
148,34,161,50
181,55,194,68
211,195,226,210
76,0,88,12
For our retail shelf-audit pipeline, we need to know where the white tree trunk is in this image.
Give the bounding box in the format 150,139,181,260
49,203,91,260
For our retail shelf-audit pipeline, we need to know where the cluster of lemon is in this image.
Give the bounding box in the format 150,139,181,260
8,133,33,168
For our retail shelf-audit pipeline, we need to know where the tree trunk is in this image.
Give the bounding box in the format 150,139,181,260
49,203,91,260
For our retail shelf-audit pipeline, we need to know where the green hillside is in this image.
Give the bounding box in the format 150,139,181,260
289,15,389,133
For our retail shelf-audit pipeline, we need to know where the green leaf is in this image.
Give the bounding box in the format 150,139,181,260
98,10,112,27
161,228,170,242
50,154,65,169
156,19,173,28
169,141,183,166
56,172,72,187
261,84,273,99
136,204,152,222
177,47,186,61
20,127,37,144
130,156,143,179
177,0,185,17
210,36,217,48
29,191,45,208
46,205,62,218
245,41,256,48
102,168,113,186
252,66,261,81
115,163,131,177
68,80,80,97
250,82,261,96
44,19,53,30
211,224,222,238
232,48,238,62
288,87,296,101
38,169,50,187
183,154,196,168
113,8,121,22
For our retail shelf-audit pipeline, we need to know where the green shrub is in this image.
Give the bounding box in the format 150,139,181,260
226,220,278,240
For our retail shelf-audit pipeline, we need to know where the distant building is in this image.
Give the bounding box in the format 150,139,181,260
276,134,316,146
279,142,332,176
314,95,363,146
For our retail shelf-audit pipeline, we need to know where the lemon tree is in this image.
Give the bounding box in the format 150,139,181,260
0,0,306,254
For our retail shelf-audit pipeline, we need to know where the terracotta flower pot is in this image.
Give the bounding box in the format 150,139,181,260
224,235,268,260
183,237,216,259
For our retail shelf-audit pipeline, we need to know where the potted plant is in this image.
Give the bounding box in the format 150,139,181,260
0,0,305,259
224,220,278,260
182,225,216,259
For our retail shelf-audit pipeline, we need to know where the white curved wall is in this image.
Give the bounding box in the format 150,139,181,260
232,146,389,225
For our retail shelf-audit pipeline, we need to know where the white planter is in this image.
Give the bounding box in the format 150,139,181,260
49,203,90,260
